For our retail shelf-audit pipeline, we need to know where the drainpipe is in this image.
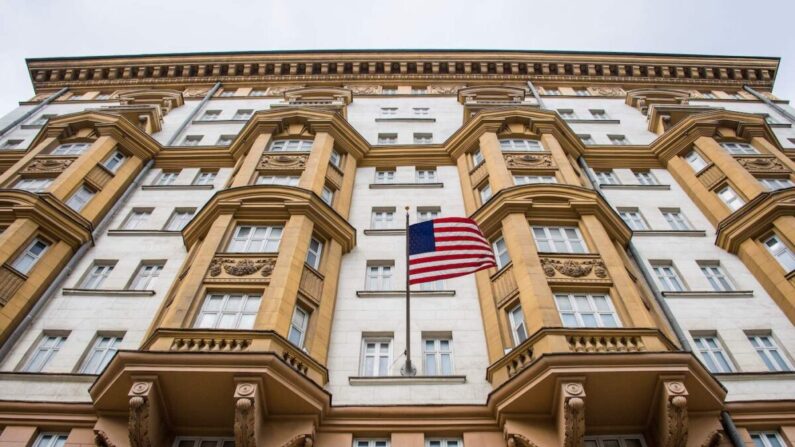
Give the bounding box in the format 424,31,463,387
0,87,69,138
166,82,221,146
743,85,795,124
576,156,692,352
527,80,545,109
721,410,745,447
0,159,155,362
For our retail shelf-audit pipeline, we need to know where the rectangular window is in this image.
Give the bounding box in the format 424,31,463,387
195,293,261,330
32,114,57,126
200,110,221,120
413,133,433,144
544,88,561,96
584,435,646,447
618,209,649,231
216,134,235,146
423,337,453,375
558,109,577,120
52,142,89,155
692,334,734,373
232,109,253,120
574,88,591,96
360,337,391,376
652,262,686,292
14,178,53,193
413,107,430,115
748,334,792,372
354,440,390,447
306,237,323,269
493,236,510,269
417,207,440,222
193,170,217,185
426,439,462,447
228,225,283,252
684,150,708,172
269,139,313,152
128,262,163,290
95,93,111,100
555,293,620,328
532,226,586,253
173,438,234,447
250,89,267,97
589,109,610,120
375,170,396,184
377,133,398,145
579,134,596,145
32,433,68,447
154,170,179,185
634,171,658,185
701,91,717,99
381,87,398,95
80,262,115,289
1,139,23,149
416,168,437,183
287,306,309,347
419,279,445,291
471,148,484,166
508,304,528,345
699,262,734,292
765,115,780,125
594,170,619,185
11,238,49,274
608,135,630,145
256,175,300,186
759,177,794,191
165,209,195,231
102,150,126,173
718,186,745,211
764,234,795,272
219,90,236,97
750,432,786,447
479,184,492,203
380,107,398,116
79,334,122,374
321,185,334,205
411,87,427,95
329,149,343,168
720,142,758,155
23,334,66,372
513,175,557,185
122,208,152,230
366,262,394,290
661,209,692,231
499,139,543,152
66,185,95,211
181,135,203,146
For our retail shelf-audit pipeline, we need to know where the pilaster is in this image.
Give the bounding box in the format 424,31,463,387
694,136,765,200
480,132,513,192
231,133,273,187
299,132,334,196
541,134,579,185
49,135,118,200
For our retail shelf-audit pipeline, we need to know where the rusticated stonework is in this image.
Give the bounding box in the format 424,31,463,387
504,152,555,169
21,157,75,174
208,257,276,278
735,156,790,173
258,153,309,171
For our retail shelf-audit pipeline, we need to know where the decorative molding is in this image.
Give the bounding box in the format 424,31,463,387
506,434,540,447
208,256,276,278
279,434,314,447
658,380,689,447
21,157,75,174
734,155,791,173
700,430,722,447
234,382,258,447
561,382,586,447
566,334,646,353
258,153,309,170
504,152,555,169
541,257,608,279
94,430,116,447
128,381,153,447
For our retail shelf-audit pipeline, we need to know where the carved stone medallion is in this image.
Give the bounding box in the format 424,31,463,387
208,258,276,278
504,153,554,169
22,158,74,174
541,258,608,279
258,154,308,170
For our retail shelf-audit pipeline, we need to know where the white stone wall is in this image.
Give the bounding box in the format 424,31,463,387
347,96,463,145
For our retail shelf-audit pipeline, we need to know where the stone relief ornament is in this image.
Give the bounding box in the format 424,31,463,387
541,258,608,279
736,156,789,173
345,85,380,94
266,86,303,96
22,158,75,174
506,434,540,447
590,86,625,96
504,153,554,169
258,154,308,170
94,430,116,447
429,84,466,95
183,87,210,98
209,258,276,277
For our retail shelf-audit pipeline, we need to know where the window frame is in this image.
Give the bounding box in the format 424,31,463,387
717,185,745,211
366,262,394,290
492,236,510,269
375,169,396,184
79,334,122,374
377,133,398,145
306,237,324,270
422,336,454,376
14,177,53,193
51,142,89,155
747,333,792,372
554,293,621,328
652,262,687,292
692,334,735,373
661,209,693,231
499,138,543,152
79,261,116,289
154,170,180,186
360,336,392,377
594,170,620,185
22,333,66,372
227,225,283,253
759,177,795,191
763,234,795,272
531,226,587,254
749,432,787,447
194,293,261,330
32,433,69,447
684,150,708,172
128,262,164,290
618,208,649,231
720,142,758,155
513,174,557,185
181,135,204,146
269,139,313,152
287,305,310,348
255,175,300,186
416,168,438,183
698,262,735,292
164,208,195,231
193,170,217,186
122,208,153,230
508,303,528,345
11,237,49,275
65,184,95,211
102,150,126,173
633,170,658,185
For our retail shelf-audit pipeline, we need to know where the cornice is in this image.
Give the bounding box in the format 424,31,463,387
715,188,795,253
0,190,93,247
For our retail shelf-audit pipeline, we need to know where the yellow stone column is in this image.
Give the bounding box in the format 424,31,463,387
695,136,765,200
666,156,730,226
299,131,334,195
81,155,143,223
456,155,478,215
737,238,795,325
0,219,38,266
307,239,342,362
230,132,273,188
335,155,358,219
541,134,580,185
479,131,513,192
473,268,505,363
49,135,118,200
0,136,61,187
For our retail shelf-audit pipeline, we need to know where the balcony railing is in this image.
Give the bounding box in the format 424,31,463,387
695,163,725,190
0,264,25,306
469,161,488,187
299,264,324,304
490,263,517,306
326,163,344,189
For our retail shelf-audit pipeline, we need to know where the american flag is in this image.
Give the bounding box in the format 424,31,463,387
407,217,497,285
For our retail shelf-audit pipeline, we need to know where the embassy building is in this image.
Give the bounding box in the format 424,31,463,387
0,50,792,447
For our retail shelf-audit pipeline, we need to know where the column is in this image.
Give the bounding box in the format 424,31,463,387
307,239,342,362
666,156,730,225
695,136,765,200
456,155,478,214
299,131,334,195
49,135,118,200
479,131,513,192
0,137,59,187
541,134,580,185
231,132,273,187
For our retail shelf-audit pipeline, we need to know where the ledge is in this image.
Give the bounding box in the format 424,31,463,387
632,230,707,237
768,123,792,128
564,119,621,124
0,372,98,382
349,375,467,385
107,229,183,236
713,371,795,380
661,290,754,298
363,228,405,236
374,117,437,123
599,184,671,190
356,290,456,298
191,119,250,125
141,184,214,190
19,124,44,130
369,182,444,189
62,288,157,296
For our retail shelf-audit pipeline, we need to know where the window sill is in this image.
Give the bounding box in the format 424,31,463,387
374,117,437,123
363,228,405,236
356,290,456,298
599,184,671,190
564,119,621,124
769,123,792,128
107,230,183,236
713,371,795,379
0,372,98,381
632,230,707,237
19,124,44,130
191,119,251,125
661,290,754,298
141,184,214,190
349,375,467,385
62,288,157,296
369,182,444,189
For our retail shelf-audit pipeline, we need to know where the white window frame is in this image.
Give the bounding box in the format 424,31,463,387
194,293,261,330
413,133,433,144
652,263,686,292
287,306,309,347
416,169,437,183
11,238,49,275
759,177,795,191
14,177,53,193
366,263,394,290
329,149,343,168
22,334,66,372
371,209,396,229
32,433,69,447
181,135,203,146
102,150,125,173
554,293,621,328
532,226,587,254
608,135,630,145
256,175,300,186
479,184,492,203
514,174,557,185
499,139,543,152
360,337,392,376
227,225,283,253
661,209,692,231
493,236,510,269
128,262,163,290
216,134,235,146
544,88,561,96
692,335,734,373
634,171,658,185
381,87,398,95
232,109,253,120
748,334,792,372
574,88,591,96
200,110,221,121
321,185,334,205
380,107,398,116
718,185,745,211
558,109,578,120
377,133,398,145
79,334,122,374
618,209,649,231
165,209,195,231
80,262,115,289
423,337,454,376
425,438,462,447
65,185,95,211
413,107,430,116
508,304,528,345
219,90,236,97
172,437,234,447
122,208,152,230
52,142,89,155
579,134,596,145
594,170,620,185
589,109,610,120
417,207,440,223
720,142,758,155
375,170,396,184
684,150,708,172
306,237,323,269
269,139,313,152
584,435,647,447
471,148,484,166
354,440,390,447
1,139,23,149
749,432,787,447
699,262,735,292
193,170,217,185
764,234,795,272
154,170,179,185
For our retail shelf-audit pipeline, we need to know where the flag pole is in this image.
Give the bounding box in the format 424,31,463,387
401,206,416,376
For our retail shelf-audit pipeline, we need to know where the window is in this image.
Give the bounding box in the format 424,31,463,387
329,149,343,168
122,209,152,230
759,177,794,191
574,88,591,96
32,114,57,126
321,185,334,205
544,88,561,96
360,337,391,376
80,262,115,289
589,109,610,120
11,238,49,274
69,94,83,100
508,304,528,345
193,170,217,185
14,177,52,193
594,170,619,185
765,115,780,125
232,109,253,120
618,209,649,231
608,135,630,145
532,226,587,253
381,107,398,115
102,150,125,173
1,139,23,149
154,170,179,185
555,293,620,328
423,337,453,375
426,438,461,447
718,186,745,211
411,87,427,95
256,175,300,186
661,209,692,231
382,87,398,95
479,184,492,203
413,107,430,115
65,185,95,211
584,435,646,447
378,133,398,144
306,237,323,269
634,171,658,185
748,334,791,372
79,335,122,374
32,433,68,447
195,293,261,329
287,306,309,347
492,237,510,269
173,438,234,447
652,262,686,292
165,209,195,231
692,335,734,373
416,168,437,183
181,135,203,146
579,134,596,145
23,334,66,372
216,134,235,146
366,262,393,290
471,148,484,166
269,139,313,152
684,150,708,172
417,207,440,222
720,142,758,155
219,89,235,97
699,262,734,292
419,279,445,291
764,234,795,272
52,142,89,155
95,93,111,100
200,110,221,120
250,89,267,97
228,225,283,252
414,133,433,144
129,263,163,290
558,109,577,120
750,432,786,447
499,139,543,152
701,91,717,99
354,440,389,447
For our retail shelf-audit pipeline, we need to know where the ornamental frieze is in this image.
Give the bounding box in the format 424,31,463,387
541,257,609,281
428,84,466,94
345,84,380,94
588,86,625,96
21,157,75,174
258,154,308,171
735,156,790,173
504,153,554,170
208,257,276,278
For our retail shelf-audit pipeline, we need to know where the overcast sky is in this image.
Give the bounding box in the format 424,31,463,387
1,0,794,114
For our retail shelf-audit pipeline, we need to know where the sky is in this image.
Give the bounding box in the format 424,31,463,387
1,0,794,114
